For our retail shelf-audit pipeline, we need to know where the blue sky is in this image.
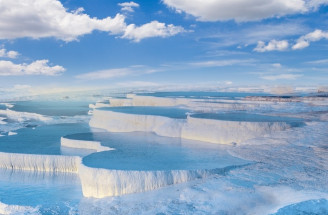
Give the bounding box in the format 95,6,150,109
0,0,328,92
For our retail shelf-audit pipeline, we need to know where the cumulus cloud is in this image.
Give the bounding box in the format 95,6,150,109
118,1,139,12
76,66,159,80
254,40,289,52
6,51,19,59
292,29,328,50
122,21,185,42
0,60,65,76
261,73,303,80
0,48,19,59
0,0,126,41
306,0,328,9
163,0,327,22
0,0,184,42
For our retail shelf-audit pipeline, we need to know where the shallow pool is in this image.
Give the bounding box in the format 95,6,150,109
191,112,305,127
98,106,190,119
0,169,82,214
71,132,249,171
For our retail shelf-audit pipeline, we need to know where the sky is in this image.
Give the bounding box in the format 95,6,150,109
0,0,328,93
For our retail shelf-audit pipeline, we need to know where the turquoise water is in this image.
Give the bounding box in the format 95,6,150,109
98,106,190,119
0,169,82,214
0,123,90,154
137,91,270,99
0,99,92,154
191,113,306,128
0,104,7,110
272,199,328,215
191,112,305,125
11,100,90,116
73,132,249,171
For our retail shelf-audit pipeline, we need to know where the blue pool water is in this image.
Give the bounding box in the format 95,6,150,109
0,104,7,110
137,91,271,99
191,112,305,122
11,100,91,116
272,199,328,215
0,169,82,214
66,132,249,171
0,123,91,154
98,106,190,119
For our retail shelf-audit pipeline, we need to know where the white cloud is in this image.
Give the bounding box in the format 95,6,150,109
122,21,185,42
118,1,139,12
0,49,19,59
198,22,307,48
190,59,254,67
76,66,159,80
261,73,303,80
0,0,185,42
163,0,327,22
7,51,20,59
292,29,328,50
0,0,126,41
76,68,132,80
306,0,328,9
0,60,65,76
245,23,307,41
224,81,233,85
292,40,310,49
116,81,160,87
254,40,289,52
13,84,32,90
272,63,282,68
307,59,328,64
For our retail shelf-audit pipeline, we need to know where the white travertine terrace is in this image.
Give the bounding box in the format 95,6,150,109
89,102,111,109
78,164,210,198
0,151,213,198
108,98,133,107
181,116,290,144
90,109,292,144
1,94,315,199
106,95,287,112
89,109,184,138
0,129,214,198
0,152,81,172
61,137,113,152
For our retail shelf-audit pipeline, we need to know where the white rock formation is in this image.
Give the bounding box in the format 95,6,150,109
78,163,210,198
0,152,81,172
89,109,292,144
0,151,213,198
89,109,184,138
0,109,51,122
106,95,282,112
181,116,291,144
109,98,133,106
61,137,113,152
